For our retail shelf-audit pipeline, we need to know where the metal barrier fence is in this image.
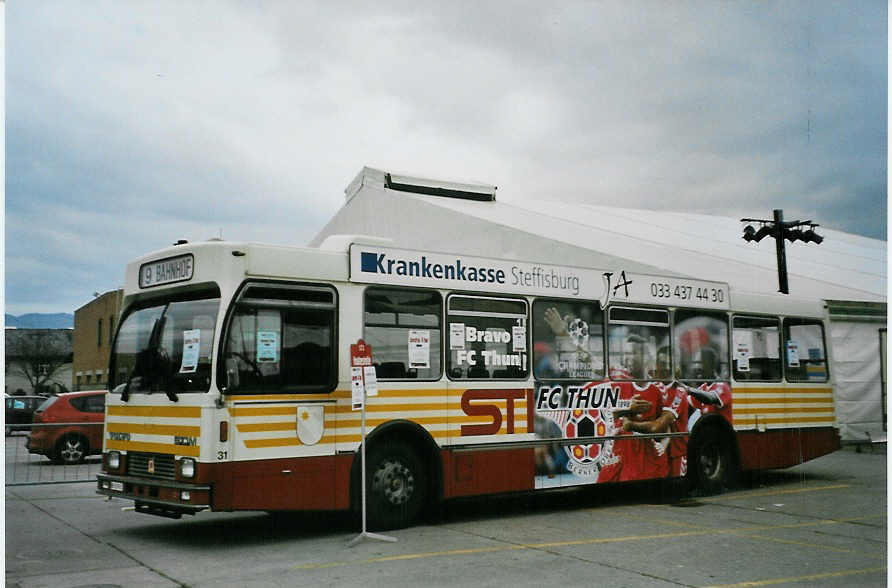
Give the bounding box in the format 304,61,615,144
5,423,103,486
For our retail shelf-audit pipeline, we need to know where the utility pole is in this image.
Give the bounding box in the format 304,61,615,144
741,209,824,295
773,209,789,294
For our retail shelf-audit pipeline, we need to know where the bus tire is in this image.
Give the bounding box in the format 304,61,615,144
689,426,734,495
365,440,426,531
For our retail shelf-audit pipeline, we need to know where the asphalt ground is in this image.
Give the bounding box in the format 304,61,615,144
5,446,887,588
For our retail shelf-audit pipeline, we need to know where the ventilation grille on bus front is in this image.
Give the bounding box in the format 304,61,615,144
127,452,176,480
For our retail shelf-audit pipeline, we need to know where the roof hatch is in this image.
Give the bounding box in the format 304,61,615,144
384,172,496,202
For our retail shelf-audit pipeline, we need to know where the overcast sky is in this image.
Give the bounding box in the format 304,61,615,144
5,1,887,315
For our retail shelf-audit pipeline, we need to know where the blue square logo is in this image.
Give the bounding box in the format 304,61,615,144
360,252,379,273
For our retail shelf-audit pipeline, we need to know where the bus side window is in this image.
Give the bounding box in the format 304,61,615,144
363,287,442,380
673,309,729,383
783,318,829,382
222,283,337,394
732,316,782,382
607,307,669,381
532,299,603,380
447,295,528,380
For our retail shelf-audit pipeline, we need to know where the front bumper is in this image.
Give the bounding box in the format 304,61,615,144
26,436,51,456
97,473,211,519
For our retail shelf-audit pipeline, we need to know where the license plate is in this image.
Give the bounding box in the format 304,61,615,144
111,481,124,492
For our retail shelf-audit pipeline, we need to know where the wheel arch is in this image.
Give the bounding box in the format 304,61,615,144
349,419,443,511
688,413,740,480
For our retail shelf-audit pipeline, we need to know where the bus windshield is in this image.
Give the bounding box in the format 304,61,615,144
110,294,221,395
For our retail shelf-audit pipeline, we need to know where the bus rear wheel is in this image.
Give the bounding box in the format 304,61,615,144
365,440,426,531
689,426,734,495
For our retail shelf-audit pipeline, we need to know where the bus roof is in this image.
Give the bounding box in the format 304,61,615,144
123,239,826,318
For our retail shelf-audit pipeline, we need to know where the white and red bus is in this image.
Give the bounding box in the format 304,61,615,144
97,239,839,529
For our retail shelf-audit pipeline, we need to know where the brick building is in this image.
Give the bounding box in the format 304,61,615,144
72,289,123,391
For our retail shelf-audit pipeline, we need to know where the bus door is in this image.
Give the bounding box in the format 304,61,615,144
445,294,532,494
220,282,339,510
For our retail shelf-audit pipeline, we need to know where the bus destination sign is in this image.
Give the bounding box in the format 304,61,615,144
139,254,194,289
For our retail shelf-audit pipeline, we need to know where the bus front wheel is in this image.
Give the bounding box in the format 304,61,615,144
365,440,426,531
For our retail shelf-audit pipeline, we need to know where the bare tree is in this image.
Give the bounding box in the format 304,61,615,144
5,330,72,395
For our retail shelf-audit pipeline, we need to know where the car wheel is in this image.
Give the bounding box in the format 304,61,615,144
55,434,88,465
364,440,426,531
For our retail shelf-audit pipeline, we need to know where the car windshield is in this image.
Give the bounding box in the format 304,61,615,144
36,397,58,411
110,294,220,395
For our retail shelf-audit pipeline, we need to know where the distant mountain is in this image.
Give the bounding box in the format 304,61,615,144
5,313,74,329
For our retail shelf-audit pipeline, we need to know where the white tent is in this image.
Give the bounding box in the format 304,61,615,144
310,167,887,441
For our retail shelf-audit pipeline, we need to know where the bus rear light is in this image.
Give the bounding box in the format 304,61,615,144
220,421,228,442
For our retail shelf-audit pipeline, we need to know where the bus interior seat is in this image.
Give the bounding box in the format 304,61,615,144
376,362,406,378
287,342,328,385
468,365,489,378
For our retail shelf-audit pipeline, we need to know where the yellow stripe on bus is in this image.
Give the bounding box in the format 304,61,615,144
331,389,442,399
337,415,530,428
236,422,298,433
356,389,447,398
106,439,200,456
106,423,201,436
335,426,530,444
228,394,336,402
734,416,836,426
734,407,834,416
242,434,334,448
229,407,300,417
243,437,302,448
734,397,834,405
332,388,530,399
332,402,527,414
733,387,832,395
108,406,201,418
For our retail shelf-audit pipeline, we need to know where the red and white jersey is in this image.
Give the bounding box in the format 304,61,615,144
662,383,690,477
661,383,689,455
615,382,670,482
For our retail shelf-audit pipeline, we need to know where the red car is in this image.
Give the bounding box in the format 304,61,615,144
27,390,106,465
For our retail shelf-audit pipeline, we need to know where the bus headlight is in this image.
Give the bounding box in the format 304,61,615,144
106,451,121,471
179,458,196,479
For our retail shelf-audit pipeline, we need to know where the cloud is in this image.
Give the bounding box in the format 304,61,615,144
5,1,886,314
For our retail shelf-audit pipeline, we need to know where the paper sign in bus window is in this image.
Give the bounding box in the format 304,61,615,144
179,329,201,373
786,340,800,367
450,323,465,350
409,330,430,369
512,326,526,352
735,341,751,372
256,331,279,363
